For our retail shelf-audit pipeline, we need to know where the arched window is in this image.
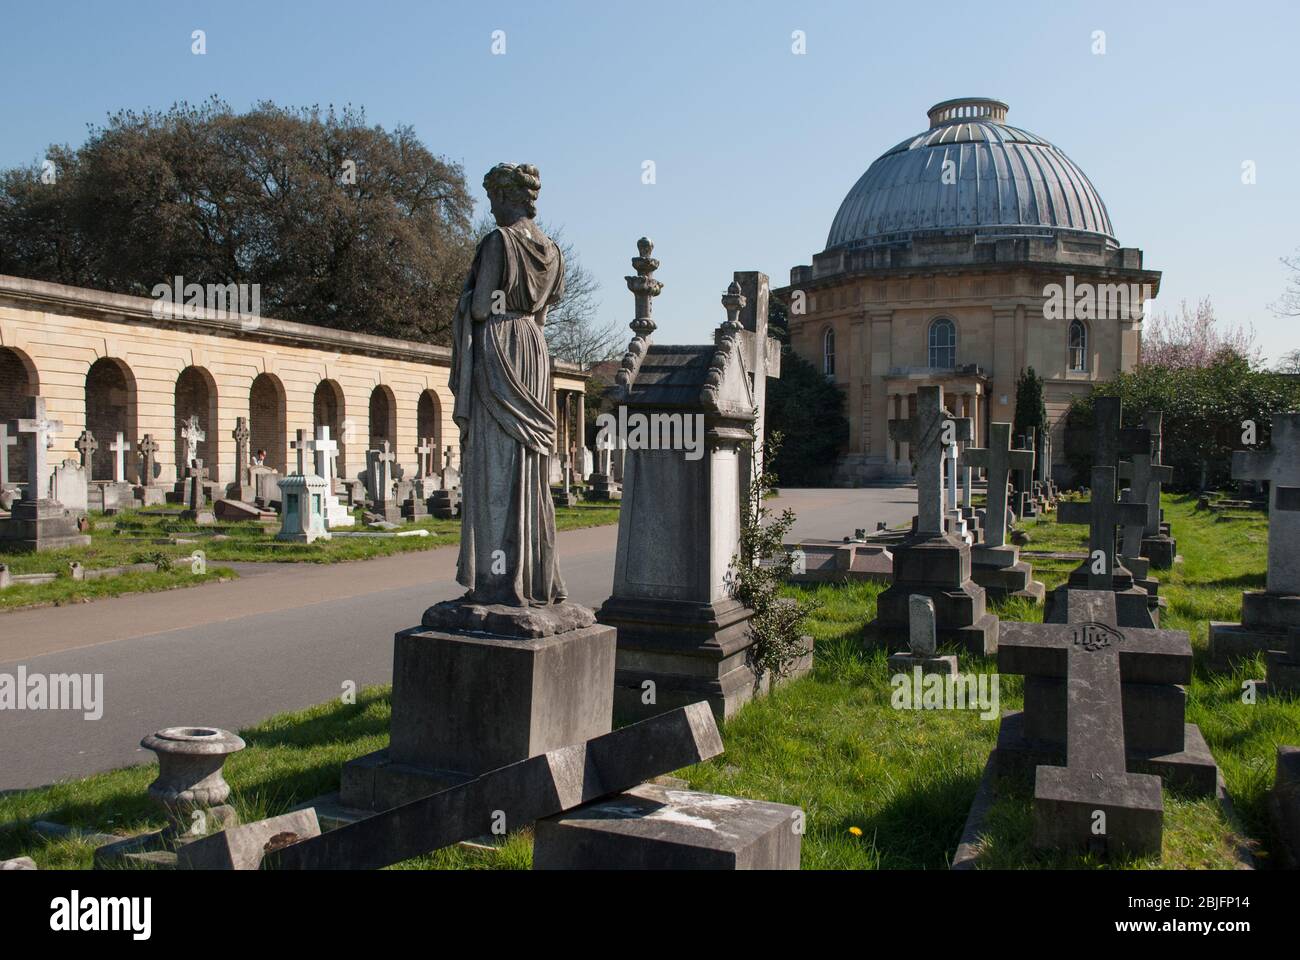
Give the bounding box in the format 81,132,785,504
1068,319,1087,372
823,328,836,377
928,318,956,369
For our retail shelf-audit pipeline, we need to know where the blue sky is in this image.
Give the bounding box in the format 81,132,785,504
2,0,1297,361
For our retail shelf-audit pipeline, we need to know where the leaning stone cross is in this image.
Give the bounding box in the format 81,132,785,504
888,385,972,536
961,422,1033,549
76,430,99,475
13,396,62,499
110,432,130,483
138,434,159,486
290,429,317,477
1057,466,1148,588
1232,412,1300,594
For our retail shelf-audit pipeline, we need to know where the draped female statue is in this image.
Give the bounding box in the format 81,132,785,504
449,163,568,607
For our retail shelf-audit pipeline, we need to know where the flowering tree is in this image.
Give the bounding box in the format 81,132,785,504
1140,298,1261,369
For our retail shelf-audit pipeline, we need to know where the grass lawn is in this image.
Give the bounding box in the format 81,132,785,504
1,493,1294,869
0,500,619,611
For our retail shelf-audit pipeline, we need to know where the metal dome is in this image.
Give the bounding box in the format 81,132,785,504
825,98,1116,250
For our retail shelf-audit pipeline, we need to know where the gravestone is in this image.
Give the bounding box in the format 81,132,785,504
133,434,167,506
1119,411,1176,568
253,466,282,510
598,252,804,722
961,422,1044,601
179,459,216,525
276,431,330,543
1265,627,1300,696
944,443,971,543
428,445,460,518
227,418,256,503
52,459,89,514
551,452,575,507
1271,746,1300,869
1050,466,1156,628
887,594,958,677
75,430,98,475
366,441,402,523
0,422,18,498
866,385,998,655
1013,433,1038,519
1208,412,1300,667
0,396,91,551
90,432,133,513
992,590,1219,859
174,415,206,501
586,440,622,501
783,538,892,584
314,426,354,529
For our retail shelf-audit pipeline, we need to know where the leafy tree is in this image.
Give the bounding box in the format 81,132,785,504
1064,352,1300,490
766,346,849,486
0,98,475,343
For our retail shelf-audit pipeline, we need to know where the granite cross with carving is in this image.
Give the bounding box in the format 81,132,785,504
1057,466,1148,588
232,417,252,482
138,434,159,486
75,430,98,474
889,385,972,536
1232,412,1300,594
961,422,1033,549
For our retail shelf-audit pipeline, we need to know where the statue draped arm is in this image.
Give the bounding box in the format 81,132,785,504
470,231,505,322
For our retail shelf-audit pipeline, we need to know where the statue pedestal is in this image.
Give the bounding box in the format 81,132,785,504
340,600,615,812
0,499,91,552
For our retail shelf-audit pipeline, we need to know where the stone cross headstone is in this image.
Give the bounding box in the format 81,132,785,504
1118,415,1172,539
1057,467,1148,589
314,427,338,485
187,459,205,511
110,432,130,484
1233,413,1300,595
138,434,159,486
442,445,460,490
76,430,98,476
960,423,1033,549
416,438,435,481
180,415,205,469
233,417,252,482
888,386,972,536
12,396,62,500
1093,396,1150,473
0,423,17,489
290,429,317,477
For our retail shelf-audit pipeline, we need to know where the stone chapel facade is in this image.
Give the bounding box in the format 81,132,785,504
778,97,1161,484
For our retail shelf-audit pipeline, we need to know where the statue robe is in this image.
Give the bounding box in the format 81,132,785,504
450,223,567,605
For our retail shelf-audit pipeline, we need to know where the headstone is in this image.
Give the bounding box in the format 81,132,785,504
1013,433,1038,518
89,431,134,513
1270,746,1300,869
75,430,98,476
133,434,167,506
552,452,575,507
277,432,330,543
1050,466,1155,627
314,426,354,528
1208,412,1300,667
228,417,256,502
1119,411,1176,568
180,415,205,471
961,422,1044,601
291,703,722,869
180,459,215,524
586,439,622,501
0,422,18,495
865,385,998,655
597,249,805,722
427,444,460,518
253,466,282,510
944,443,971,543
990,590,1219,859
887,594,957,676
51,458,89,514
783,539,892,584
366,442,402,523
1265,627,1300,696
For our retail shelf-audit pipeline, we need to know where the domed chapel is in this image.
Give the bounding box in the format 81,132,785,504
777,97,1161,483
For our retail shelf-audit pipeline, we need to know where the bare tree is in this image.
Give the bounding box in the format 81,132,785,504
1275,348,1300,374
1271,247,1300,317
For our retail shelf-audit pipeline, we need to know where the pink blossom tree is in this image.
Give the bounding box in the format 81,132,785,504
1140,297,1261,369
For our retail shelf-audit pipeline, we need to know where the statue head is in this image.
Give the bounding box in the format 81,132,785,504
483,163,541,224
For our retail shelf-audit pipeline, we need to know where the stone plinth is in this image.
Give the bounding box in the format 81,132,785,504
276,473,330,543
1208,591,1299,668
785,539,892,584
1270,745,1300,869
970,543,1045,602
340,600,615,812
585,472,621,501
88,480,133,514
1266,628,1300,695
0,500,91,552
532,782,802,870
865,533,998,655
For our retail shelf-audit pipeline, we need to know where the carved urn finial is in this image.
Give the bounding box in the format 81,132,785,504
625,237,663,338
720,279,746,334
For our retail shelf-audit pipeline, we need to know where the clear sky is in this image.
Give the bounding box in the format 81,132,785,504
2,0,1297,362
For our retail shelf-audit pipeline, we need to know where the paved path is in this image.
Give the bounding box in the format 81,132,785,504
0,486,915,791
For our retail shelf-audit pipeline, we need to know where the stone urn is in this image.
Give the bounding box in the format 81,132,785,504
140,726,245,817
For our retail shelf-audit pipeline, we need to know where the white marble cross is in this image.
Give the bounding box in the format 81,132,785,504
0,423,17,487
180,415,205,467
1233,412,1300,594
291,429,318,476
416,437,434,480
314,425,339,485
110,432,130,483
13,396,62,498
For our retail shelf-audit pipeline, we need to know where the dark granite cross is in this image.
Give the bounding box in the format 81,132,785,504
75,430,98,475
138,434,159,486
1093,396,1151,472
290,429,317,476
232,417,252,481
187,459,206,511
889,385,972,536
1232,412,1300,594
1013,432,1035,493
998,590,1188,856
1118,412,1173,538
961,422,1033,548
12,396,62,498
1056,466,1148,588
0,423,17,487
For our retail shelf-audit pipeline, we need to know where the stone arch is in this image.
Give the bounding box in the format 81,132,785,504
417,389,442,459
369,384,397,452
314,379,347,476
250,372,287,473
175,365,219,481
85,357,139,483
0,346,39,486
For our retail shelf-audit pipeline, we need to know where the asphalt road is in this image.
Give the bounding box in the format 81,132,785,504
0,486,916,791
